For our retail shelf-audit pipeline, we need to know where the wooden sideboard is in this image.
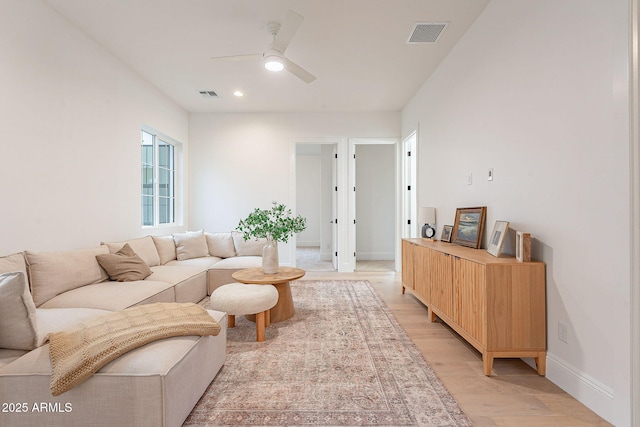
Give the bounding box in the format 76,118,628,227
402,238,546,376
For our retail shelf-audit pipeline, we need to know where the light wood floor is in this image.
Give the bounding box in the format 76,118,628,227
304,270,612,427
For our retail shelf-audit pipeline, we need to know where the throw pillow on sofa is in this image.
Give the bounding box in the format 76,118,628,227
205,232,236,258
102,235,161,267
231,231,268,256
152,235,177,264
96,244,153,282
0,271,38,350
0,252,28,277
173,230,209,260
26,246,110,307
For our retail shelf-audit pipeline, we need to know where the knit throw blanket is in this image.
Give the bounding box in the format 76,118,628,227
48,302,221,396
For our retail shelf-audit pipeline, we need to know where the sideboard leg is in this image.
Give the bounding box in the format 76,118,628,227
428,307,436,322
535,352,547,376
483,353,494,376
401,285,405,294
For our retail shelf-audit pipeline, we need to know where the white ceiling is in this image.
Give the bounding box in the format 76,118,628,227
43,0,489,113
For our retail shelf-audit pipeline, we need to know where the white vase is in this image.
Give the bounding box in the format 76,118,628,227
262,239,279,274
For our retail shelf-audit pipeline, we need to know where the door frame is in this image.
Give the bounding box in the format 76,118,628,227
348,137,400,272
291,137,348,270
630,0,639,423
402,131,418,239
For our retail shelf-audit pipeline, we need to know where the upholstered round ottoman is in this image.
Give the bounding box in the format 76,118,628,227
209,283,278,342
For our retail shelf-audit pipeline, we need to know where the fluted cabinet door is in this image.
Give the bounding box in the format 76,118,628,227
401,240,415,291
414,245,431,302
453,257,486,346
428,251,453,320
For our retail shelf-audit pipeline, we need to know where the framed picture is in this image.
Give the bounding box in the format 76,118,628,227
440,225,453,243
451,206,487,249
487,220,510,257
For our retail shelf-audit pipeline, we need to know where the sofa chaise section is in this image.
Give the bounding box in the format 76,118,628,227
0,310,227,427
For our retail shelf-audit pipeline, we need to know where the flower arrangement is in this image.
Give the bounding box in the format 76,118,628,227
236,201,306,243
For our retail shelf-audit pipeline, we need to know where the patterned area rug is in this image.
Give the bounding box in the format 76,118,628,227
186,280,470,426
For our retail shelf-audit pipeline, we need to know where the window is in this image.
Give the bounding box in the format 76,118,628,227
141,128,178,226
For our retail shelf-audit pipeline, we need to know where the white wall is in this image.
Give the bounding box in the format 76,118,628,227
355,144,395,260
0,0,189,254
296,153,322,246
402,0,631,424
188,112,399,265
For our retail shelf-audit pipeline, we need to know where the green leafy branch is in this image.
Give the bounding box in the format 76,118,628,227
236,201,307,243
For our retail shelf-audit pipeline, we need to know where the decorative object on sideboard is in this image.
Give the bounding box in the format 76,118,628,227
236,202,307,274
487,220,510,257
440,225,453,243
418,207,436,239
451,206,487,249
516,231,532,262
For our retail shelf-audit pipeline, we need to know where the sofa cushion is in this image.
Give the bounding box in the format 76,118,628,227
36,307,112,347
96,244,153,282
206,256,263,295
231,231,268,256
205,232,236,258
165,256,221,269
0,272,38,350
0,252,27,276
209,256,263,270
173,230,209,260
147,265,208,304
102,236,160,267
152,235,177,264
26,246,110,307
0,348,27,369
38,280,175,312
147,265,205,286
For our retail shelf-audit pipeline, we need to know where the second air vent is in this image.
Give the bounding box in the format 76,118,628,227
407,23,448,44
198,90,219,98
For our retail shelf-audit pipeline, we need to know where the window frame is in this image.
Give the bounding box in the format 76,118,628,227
141,126,182,228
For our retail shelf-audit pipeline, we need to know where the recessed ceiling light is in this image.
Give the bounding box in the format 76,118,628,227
233,90,244,97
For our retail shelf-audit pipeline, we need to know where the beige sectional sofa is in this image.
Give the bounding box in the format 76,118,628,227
0,230,266,427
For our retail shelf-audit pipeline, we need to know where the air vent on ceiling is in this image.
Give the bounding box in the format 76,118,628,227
407,23,448,44
198,90,218,98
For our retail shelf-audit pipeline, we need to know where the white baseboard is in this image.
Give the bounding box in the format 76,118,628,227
354,252,394,261
545,352,614,424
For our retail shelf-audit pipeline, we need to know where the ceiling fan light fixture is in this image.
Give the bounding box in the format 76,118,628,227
264,58,284,72
263,53,285,72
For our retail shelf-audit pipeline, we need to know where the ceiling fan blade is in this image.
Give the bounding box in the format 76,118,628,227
283,57,316,83
272,10,303,53
210,54,261,62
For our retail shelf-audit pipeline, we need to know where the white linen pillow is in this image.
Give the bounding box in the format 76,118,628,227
205,232,236,258
173,230,209,260
0,272,38,350
231,231,268,256
152,235,177,264
0,252,27,276
26,246,110,307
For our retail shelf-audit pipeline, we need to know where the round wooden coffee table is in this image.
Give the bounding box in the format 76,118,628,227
231,267,305,323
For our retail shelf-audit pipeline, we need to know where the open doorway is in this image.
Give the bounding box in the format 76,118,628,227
348,138,399,272
295,143,337,271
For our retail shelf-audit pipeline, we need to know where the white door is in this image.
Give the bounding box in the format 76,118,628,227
331,145,338,270
403,132,417,237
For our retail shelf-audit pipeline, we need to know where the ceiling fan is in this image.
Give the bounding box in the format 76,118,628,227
210,10,316,84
